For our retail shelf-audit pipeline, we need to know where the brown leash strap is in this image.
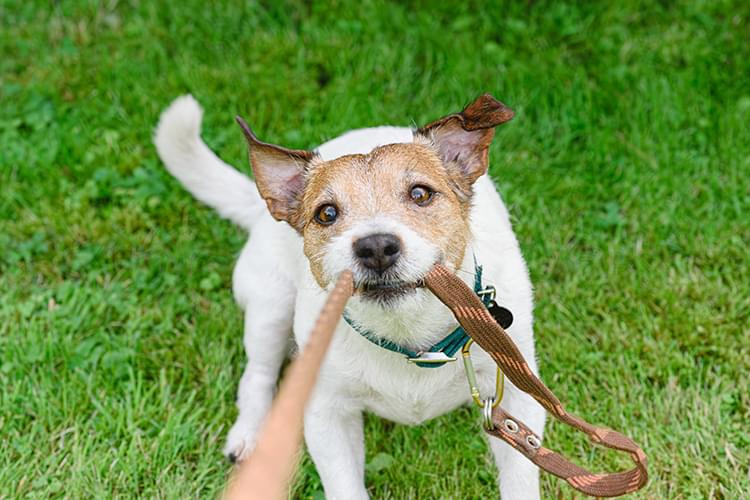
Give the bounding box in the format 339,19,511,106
424,264,648,497
224,271,354,500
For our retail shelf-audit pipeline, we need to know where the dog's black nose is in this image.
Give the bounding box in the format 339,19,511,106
353,233,401,273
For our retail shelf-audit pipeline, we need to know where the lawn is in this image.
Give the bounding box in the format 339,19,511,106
1,0,749,498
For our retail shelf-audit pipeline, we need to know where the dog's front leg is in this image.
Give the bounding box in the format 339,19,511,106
224,282,295,462
488,382,546,500
305,394,368,500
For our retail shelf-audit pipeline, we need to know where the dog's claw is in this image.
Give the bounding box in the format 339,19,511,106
227,452,238,464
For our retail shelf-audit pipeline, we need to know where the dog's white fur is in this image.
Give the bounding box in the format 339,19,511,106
155,95,545,499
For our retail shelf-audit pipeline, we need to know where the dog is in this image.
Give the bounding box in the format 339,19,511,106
154,94,546,499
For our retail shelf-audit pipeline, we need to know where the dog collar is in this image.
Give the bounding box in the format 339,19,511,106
343,260,511,368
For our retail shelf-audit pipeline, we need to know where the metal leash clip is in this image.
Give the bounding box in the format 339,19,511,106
482,398,495,430
461,338,504,430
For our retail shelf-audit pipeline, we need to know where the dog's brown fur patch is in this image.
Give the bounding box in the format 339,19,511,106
238,94,515,287
300,142,472,286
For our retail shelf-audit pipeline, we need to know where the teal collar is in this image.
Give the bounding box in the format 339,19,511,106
343,262,493,368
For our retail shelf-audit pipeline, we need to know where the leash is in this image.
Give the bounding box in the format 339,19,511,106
343,261,512,367
224,271,354,500
424,264,649,497
226,265,648,498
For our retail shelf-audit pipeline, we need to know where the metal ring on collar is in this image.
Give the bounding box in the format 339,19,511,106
476,285,497,302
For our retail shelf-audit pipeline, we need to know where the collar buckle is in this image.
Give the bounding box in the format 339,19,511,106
406,352,457,364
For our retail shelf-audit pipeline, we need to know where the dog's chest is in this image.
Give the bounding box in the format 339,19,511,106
325,337,479,425
362,378,470,425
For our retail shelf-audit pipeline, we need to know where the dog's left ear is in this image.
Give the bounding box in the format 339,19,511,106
415,94,514,184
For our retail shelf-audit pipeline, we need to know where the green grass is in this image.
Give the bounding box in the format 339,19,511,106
2,0,749,497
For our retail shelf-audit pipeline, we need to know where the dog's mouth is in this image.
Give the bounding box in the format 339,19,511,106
355,279,423,304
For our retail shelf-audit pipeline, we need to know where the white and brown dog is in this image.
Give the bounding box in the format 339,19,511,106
155,94,545,499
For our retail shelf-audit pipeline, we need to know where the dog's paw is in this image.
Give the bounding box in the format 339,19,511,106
223,417,260,463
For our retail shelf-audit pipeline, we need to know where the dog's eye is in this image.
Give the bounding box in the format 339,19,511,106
409,185,434,206
314,204,338,225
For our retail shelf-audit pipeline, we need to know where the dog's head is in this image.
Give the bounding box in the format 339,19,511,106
238,94,513,307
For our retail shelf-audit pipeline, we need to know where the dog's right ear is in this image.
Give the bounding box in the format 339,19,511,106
236,116,314,229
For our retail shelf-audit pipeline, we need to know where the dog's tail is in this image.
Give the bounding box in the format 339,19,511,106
154,95,264,231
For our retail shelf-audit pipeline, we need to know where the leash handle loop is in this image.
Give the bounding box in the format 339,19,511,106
424,264,648,497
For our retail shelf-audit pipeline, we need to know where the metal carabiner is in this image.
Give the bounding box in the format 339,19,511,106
482,398,495,430
461,338,504,410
